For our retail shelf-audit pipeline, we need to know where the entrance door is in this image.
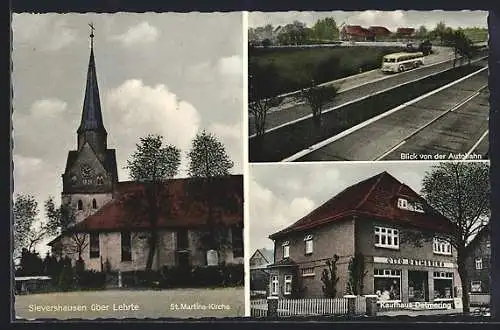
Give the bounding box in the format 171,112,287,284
408,271,429,302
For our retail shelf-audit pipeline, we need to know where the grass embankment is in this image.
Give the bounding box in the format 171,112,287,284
249,46,407,95
249,64,484,162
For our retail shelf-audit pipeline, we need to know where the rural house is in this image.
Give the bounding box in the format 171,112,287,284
267,171,461,305
47,30,244,273
340,25,375,41
465,224,491,295
250,248,274,296
368,26,392,40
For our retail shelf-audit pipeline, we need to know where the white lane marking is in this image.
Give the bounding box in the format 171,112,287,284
375,141,407,161
464,130,489,160
282,66,489,162
249,56,488,138
373,85,487,161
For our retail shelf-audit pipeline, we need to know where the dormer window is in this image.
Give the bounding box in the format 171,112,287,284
398,198,425,213
282,241,290,258
397,198,408,209
304,235,313,255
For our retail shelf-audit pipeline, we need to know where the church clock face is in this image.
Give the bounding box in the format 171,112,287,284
80,164,94,184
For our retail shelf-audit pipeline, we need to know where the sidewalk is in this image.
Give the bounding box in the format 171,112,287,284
378,308,463,317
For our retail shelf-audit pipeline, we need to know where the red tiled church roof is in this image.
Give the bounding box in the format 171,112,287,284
269,171,453,239
69,175,243,232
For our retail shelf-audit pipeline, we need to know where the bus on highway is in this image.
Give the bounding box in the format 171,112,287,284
381,52,425,73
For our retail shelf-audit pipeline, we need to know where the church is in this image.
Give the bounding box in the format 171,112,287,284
47,28,244,273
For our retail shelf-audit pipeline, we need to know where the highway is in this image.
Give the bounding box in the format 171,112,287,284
249,47,463,137
290,65,489,162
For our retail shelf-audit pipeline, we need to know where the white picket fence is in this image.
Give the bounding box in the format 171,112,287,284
251,296,367,317
277,298,348,316
250,299,268,317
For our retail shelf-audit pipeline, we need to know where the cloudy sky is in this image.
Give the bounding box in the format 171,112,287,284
249,162,450,252
249,10,488,31
12,13,243,252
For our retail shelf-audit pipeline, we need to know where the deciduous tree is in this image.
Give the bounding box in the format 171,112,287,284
298,81,339,129
248,60,284,144
405,162,490,314
187,130,235,252
125,134,181,272
13,194,58,259
321,254,340,298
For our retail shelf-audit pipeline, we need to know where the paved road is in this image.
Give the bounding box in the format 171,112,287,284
249,47,461,136
296,67,489,162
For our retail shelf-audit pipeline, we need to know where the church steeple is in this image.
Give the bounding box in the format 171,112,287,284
77,23,107,155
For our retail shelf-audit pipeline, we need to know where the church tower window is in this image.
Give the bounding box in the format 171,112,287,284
97,175,104,185
92,199,97,209
77,200,83,210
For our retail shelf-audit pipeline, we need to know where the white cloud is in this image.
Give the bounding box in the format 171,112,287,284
351,10,408,31
112,22,159,47
209,122,241,141
12,15,77,51
186,55,242,83
249,177,315,252
13,155,44,181
105,79,201,178
13,98,74,158
217,55,243,80
29,99,67,117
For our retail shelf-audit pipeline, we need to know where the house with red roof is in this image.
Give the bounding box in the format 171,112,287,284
368,26,392,40
397,28,416,38
267,171,461,304
47,30,244,273
340,25,375,41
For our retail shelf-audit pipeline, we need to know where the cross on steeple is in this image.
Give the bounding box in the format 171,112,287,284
89,22,95,48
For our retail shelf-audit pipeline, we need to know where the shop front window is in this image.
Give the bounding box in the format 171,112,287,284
374,269,401,301
433,272,454,299
408,270,429,302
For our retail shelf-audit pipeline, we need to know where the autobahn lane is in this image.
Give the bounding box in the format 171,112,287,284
379,88,490,161
295,66,489,162
249,54,483,137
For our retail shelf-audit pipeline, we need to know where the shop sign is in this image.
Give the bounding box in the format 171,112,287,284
379,301,453,310
373,256,454,268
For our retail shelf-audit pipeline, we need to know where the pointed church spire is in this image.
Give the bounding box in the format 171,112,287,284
77,23,106,136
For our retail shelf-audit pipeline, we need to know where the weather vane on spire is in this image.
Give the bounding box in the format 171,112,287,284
89,22,95,48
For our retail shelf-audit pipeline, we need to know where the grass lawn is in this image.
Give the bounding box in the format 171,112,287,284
250,46,406,95
14,286,245,320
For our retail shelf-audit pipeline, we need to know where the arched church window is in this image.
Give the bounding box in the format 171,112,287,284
92,199,97,209
77,200,83,210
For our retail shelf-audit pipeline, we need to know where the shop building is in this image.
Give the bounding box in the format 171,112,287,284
267,171,461,304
